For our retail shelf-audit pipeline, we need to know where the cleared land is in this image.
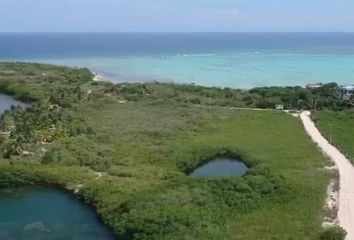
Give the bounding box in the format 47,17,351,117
0,63,332,239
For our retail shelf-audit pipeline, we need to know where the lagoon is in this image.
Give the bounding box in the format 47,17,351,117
0,186,115,240
0,87,114,240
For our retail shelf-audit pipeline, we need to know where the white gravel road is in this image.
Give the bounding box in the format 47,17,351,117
301,111,354,240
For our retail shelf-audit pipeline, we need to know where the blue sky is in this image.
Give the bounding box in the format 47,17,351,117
1,0,353,32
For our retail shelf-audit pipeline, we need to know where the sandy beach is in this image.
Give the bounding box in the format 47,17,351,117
93,72,104,82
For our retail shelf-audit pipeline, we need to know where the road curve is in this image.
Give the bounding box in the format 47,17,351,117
300,111,354,240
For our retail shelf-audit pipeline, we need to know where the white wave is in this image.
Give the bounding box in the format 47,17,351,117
178,54,217,57
240,51,262,55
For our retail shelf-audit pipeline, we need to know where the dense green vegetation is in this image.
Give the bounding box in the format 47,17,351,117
0,62,93,102
319,226,347,240
250,83,350,110
0,62,333,239
97,81,350,110
313,110,354,163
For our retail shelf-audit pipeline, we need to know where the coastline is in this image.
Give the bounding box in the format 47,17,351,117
91,70,181,87
93,72,104,82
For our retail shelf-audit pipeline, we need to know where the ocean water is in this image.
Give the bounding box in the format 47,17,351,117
1,33,354,88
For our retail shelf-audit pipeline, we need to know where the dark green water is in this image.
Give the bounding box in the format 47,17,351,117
190,158,248,177
0,186,115,240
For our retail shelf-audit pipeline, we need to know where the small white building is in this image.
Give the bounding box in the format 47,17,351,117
306,83,324,89
275,104,284,110
341,85,354,99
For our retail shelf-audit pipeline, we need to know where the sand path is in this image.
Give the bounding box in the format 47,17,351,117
300,111,354,240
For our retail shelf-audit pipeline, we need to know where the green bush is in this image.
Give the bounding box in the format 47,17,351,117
319,226,347,240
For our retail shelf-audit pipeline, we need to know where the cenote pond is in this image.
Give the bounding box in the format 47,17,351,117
0,93,28,114
190,158,248,178
0,186,115,240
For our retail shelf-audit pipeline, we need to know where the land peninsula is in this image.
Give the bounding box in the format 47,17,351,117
0,62,350,239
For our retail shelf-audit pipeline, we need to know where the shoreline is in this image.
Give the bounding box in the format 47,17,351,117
0,59,342,90
92,71,146,85
90,69,305,90
88,67,340,91
92,72,104,82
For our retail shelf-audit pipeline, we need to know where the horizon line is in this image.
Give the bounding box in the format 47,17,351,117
1,31,354,34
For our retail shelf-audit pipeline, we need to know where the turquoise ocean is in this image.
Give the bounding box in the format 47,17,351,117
1,33,354,88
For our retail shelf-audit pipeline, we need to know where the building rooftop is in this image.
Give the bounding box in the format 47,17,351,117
341,85,354,91
306,83,323,89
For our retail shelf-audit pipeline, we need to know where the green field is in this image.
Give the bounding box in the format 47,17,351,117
0,63,332,239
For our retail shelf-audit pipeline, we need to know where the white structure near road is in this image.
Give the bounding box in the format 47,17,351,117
275,104,284,110
341,85,354,100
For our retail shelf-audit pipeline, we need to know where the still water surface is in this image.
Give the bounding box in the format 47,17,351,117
0,94,28,114
0,95,115,239
0,186,115,240
190,158,248,177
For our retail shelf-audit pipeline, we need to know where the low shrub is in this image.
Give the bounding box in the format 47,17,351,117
319,226,347,240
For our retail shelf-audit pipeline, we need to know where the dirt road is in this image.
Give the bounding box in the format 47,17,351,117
300,111,354,240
